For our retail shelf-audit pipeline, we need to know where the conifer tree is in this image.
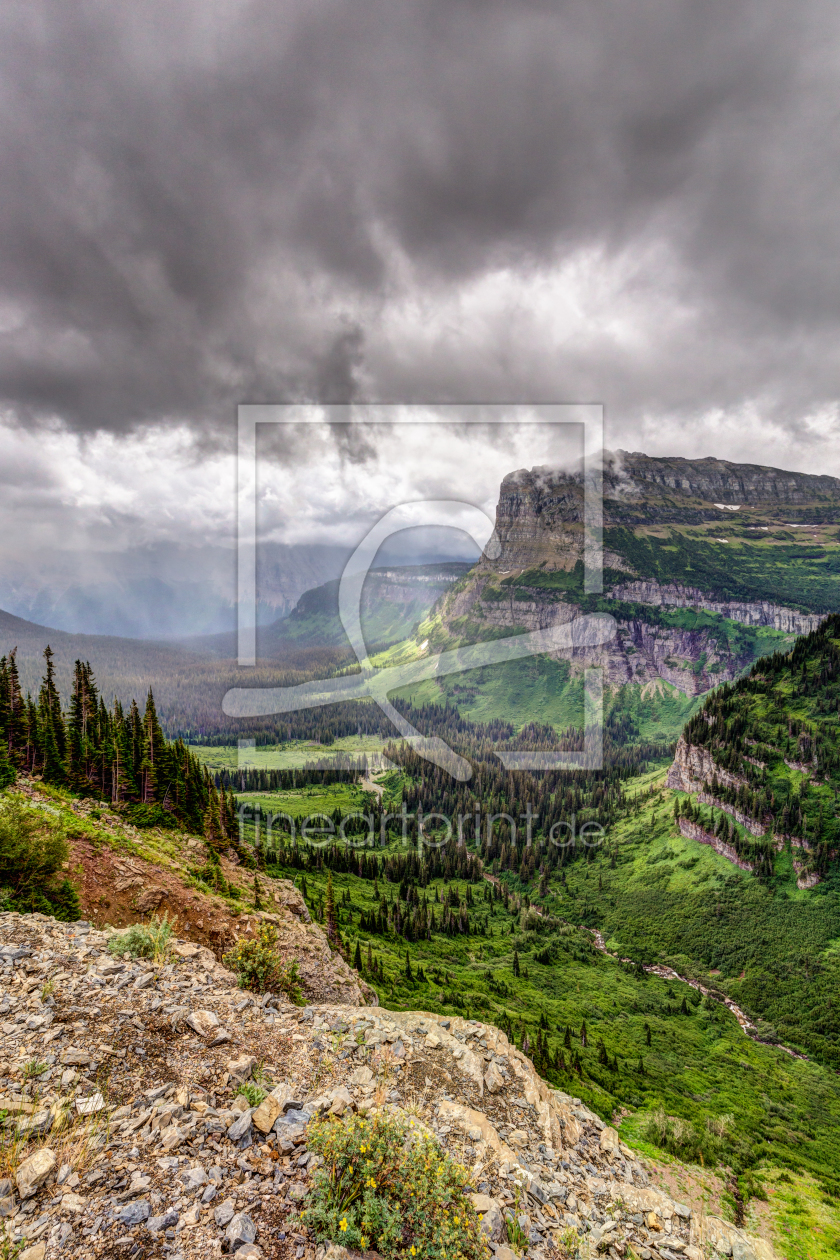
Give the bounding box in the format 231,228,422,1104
325,871,340,947
37,646,66,784
203,787,224,851
513,949,520,978
353,941,362,971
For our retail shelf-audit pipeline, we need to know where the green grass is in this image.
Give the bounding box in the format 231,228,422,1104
763,1170,840,1260
190,735,392,773
604,528,840,613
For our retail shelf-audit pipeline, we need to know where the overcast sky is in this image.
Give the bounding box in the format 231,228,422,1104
3,0,840,558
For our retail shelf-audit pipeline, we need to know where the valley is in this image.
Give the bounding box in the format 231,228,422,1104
4,452,840,1259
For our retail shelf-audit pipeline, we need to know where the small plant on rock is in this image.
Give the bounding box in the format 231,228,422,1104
302,1110,486,1260
504,1186,529,1255
107,910,177,965
223,922,303,1002
239,1082,267,1108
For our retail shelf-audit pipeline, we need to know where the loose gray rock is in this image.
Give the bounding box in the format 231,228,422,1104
226,1211,257,1249
147,1207,179,1232
118,1199,151,1226
214,1199,236,1227
15,1147,56,1199
227,1108,254,1141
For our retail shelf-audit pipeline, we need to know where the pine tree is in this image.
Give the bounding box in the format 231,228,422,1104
353,941,362,971
37,646,66,785
645,1023,652,1046
580,1020,588,1047
564,1025,572,1050
513,949,520,978
203,788,225,851
325,871,340,947
405,950,413,981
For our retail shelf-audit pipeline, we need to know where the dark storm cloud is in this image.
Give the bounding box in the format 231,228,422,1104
0,0,839,439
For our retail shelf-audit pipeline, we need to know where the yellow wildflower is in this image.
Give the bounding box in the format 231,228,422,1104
339,1219,348,1232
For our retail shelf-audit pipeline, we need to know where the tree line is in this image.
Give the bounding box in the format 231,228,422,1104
0,646,236,841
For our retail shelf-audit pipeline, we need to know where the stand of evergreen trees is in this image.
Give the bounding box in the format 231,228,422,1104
681,614,840,877
0,646,236,842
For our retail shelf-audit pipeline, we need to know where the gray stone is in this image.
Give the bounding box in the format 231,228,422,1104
201,1183,218,1203
226,1054,256,1082
225,1211,257,1248
214,1199,236,1226
146,1208,179,1232
186,1010,220,1037
15,1148,56,1199
118,1200,151,1226
227,1108,254,1141
180,1165,206,1190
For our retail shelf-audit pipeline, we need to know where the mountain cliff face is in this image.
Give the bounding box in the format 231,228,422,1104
489,454,840,561
421,452,840,710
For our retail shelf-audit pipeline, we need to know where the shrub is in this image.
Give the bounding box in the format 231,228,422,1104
239,1082,266,1108
223,922,303,1002
122,803,179,829
302,1110,486,1260
0,794,79,919
108,911,177,965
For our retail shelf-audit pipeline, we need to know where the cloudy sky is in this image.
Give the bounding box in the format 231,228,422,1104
3,0,840,566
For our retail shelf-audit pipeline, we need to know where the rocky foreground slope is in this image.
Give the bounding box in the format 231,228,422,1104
0,913,778,1260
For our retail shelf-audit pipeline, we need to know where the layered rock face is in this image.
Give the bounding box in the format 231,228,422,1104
442,451,828,697
486,452,840,566
457,581,766,694
0,912,779,1260
606,581,823,636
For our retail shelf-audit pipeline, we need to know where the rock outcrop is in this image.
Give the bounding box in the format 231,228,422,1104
677,817,754,872
666,736,746,795
0,912,781,1260
605,580,823,636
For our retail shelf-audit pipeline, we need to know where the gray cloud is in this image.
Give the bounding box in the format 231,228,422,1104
0,0,838,452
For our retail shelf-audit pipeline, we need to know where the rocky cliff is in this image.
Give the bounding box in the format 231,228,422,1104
0,912,780,1260
605,581,822,636
488,454,840,559
423,451,830,699
441,578,774,696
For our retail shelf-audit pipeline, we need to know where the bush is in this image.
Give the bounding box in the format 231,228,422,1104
302,1110,486,1260
0,794,79,919
223,922,303,1002
107,911,177,964
239,1082,267,1108
122,803,179,829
